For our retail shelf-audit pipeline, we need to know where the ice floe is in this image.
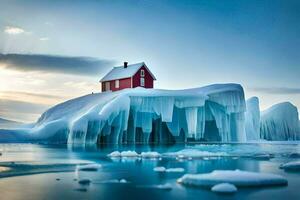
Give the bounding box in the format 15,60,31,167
177,170,287,187
153,166,185,173
211,183,237,193
163,149,228,158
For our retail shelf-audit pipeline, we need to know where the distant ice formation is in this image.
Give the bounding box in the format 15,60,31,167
245,97,260,141
177,170,287,187
260,102,300,141
2,84,247,144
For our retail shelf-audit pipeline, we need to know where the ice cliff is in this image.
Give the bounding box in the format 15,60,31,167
245,97,260,140
12,84,246,144
260,102,300,141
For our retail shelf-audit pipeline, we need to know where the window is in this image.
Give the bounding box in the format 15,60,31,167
140,69,145,77
115,80,119,88
105,82,110,91
140,78,145,87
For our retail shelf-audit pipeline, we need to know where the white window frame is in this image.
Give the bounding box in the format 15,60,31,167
140,77,145,87
115,80,119,88
140,69,145,77
105,82,110,91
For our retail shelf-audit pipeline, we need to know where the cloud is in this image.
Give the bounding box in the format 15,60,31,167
0,99,49,122
249,87,300,94
39,37,49,41
0,53,114,76
4,26,25,35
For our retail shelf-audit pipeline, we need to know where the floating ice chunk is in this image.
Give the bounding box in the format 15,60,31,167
98,179,128,184
120,151,139,157
154,166,185,173
152,183,173,190
108,151,121,157
78,179,91,185
154,167,166,172
164,149,228,158
141,152,161,158
76,163,102,171
211,183,237,193
280,161,300,171
177,170,287,187
119,179,128,183
165,168,185,173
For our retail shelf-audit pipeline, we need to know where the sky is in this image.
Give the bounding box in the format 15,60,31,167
0,0,299,122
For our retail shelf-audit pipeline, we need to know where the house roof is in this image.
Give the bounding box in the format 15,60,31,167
100,62,156,82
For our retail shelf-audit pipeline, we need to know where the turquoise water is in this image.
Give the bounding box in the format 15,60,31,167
0,143,299,200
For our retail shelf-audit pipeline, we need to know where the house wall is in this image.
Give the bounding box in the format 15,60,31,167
132,66,154,88
101,77,132,92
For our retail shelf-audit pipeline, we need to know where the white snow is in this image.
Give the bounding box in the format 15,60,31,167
153,166,185,173
120,151,139,157
76,163,102,171
245,97,260,141
211,183,237,193
100,62,156,82
164,149,228,158
177,170,287,187
280,161,300,171
260,102,300,141
140,152,161,158
165,168,185,173
107,151,121,157
153,166,166,172
107,150,139,157
1,84,247,144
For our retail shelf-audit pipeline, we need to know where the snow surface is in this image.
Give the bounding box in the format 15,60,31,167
280,161,300,171
1,84,247,144
260,102,300,141
177,170,287,187
245,97,260,141
163,149,228,158
211,183,237,193
153,167,185,173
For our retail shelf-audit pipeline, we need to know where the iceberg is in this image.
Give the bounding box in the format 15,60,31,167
245,97,260,141
177,170,287,187
1,84,247,144
260,102,300,141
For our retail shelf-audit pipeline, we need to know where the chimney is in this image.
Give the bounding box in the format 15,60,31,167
124,62,128,68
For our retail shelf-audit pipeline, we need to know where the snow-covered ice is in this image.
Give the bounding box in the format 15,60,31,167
260,102,300,141
1,84,247,144
280,161,300,171
140,152,161,158
163,149,228,158
211,183,237,193
153,166,166,172
120,151,139,157
177,170,287,187
153,166,185,173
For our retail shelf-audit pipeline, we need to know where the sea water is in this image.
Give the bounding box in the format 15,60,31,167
0,142,299,200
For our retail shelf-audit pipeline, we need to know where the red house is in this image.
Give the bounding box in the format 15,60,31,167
100,62,156,92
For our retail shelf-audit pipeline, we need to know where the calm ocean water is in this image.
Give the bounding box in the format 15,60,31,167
0,143,299,200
